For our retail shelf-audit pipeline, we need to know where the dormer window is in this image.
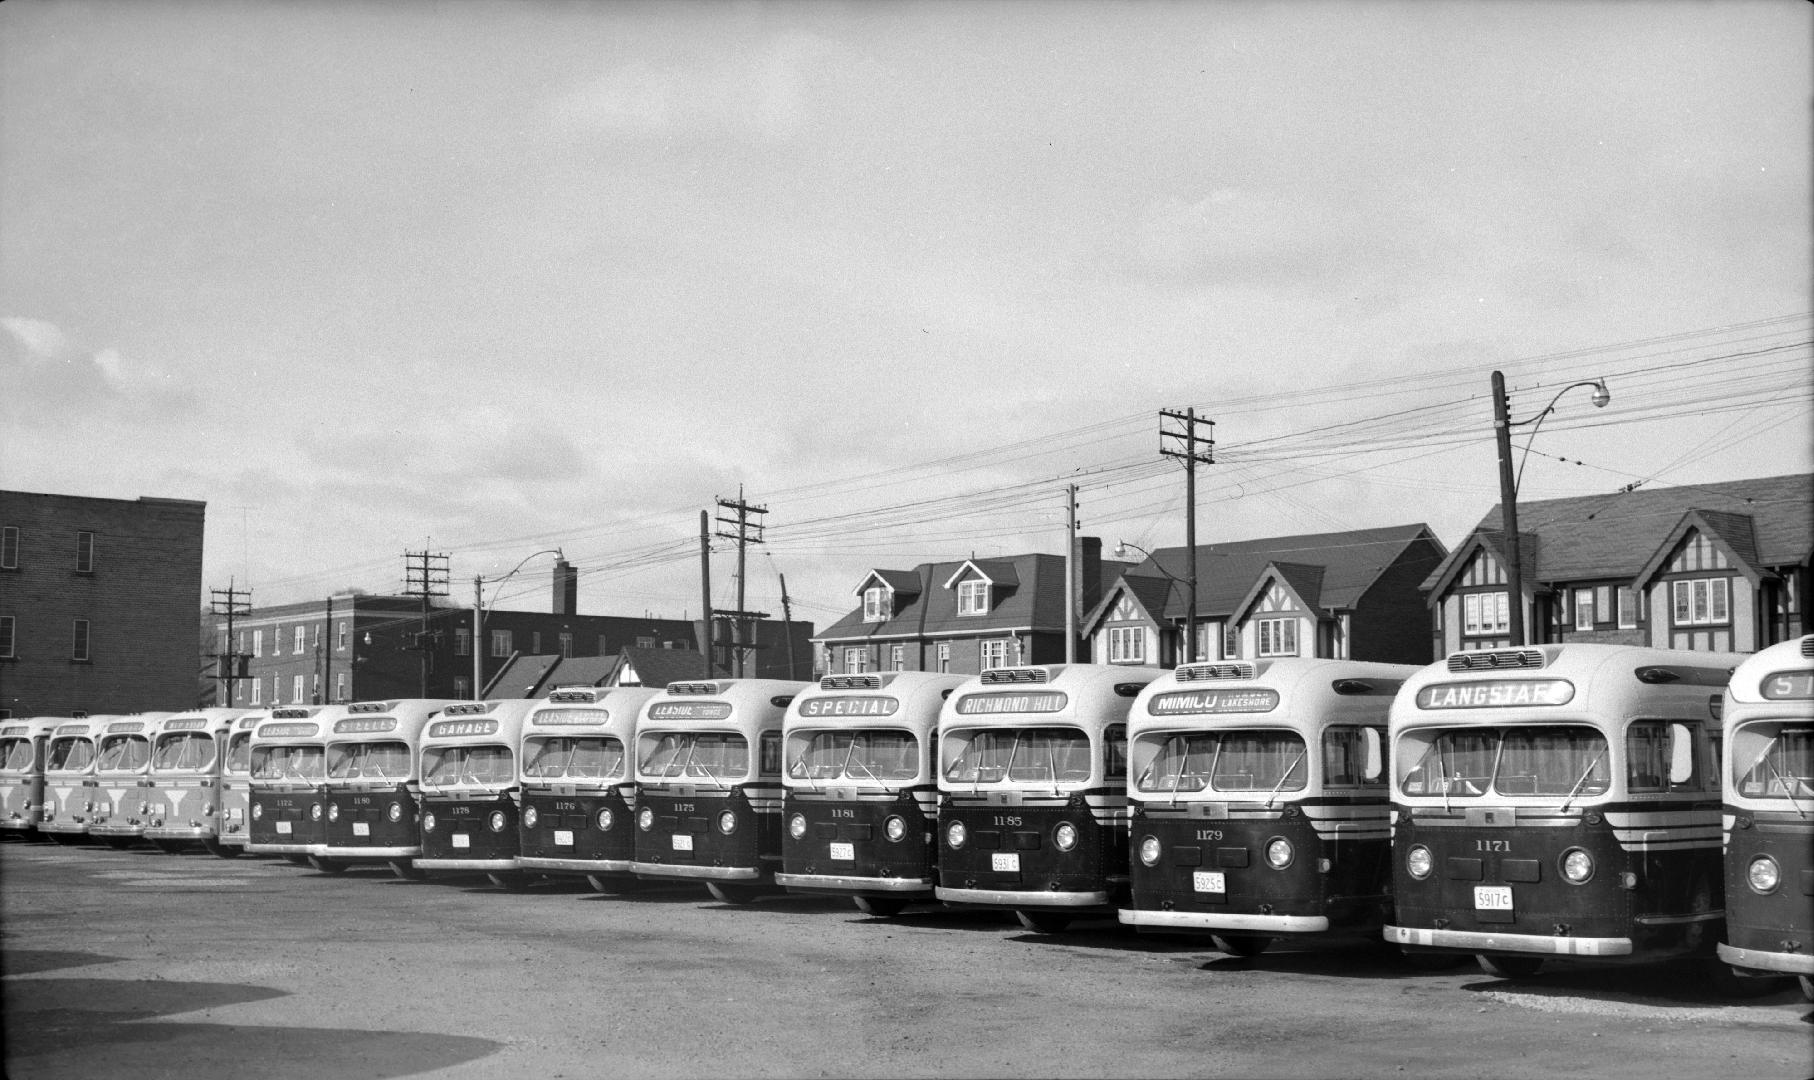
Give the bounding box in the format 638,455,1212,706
863,586,889,622
958,579,989,616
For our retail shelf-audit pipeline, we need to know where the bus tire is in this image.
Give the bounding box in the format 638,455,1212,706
151,839,189,855
389,859,426,881
707,882,759,905
487,872,530,892
1476,953,1543,978
1399,950,1470,970
1703,959,1785,999
102,836,135,850
282,854,311,865
1212,934,1273,958
1014,910,1072,934
202,840,240,859
586,874,641,894
308,856,348,874
853,896,907,918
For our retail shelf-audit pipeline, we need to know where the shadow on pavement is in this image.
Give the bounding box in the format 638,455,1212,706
1457,959,1809,1010
0,950,129,977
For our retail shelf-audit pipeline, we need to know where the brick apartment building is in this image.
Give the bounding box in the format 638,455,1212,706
0,489,207,717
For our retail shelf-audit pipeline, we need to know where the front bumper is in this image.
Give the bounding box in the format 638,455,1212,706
1384,924,1633,957
630,861,759,881
775,872,933,894
1119,908,1330,933
935,886,1108,907
1717,943,1814,976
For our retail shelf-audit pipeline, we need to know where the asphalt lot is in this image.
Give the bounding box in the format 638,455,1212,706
2,837,1809,1080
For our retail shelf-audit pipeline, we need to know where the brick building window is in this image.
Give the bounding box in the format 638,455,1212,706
957,580,989,616
294,626,307,654
531,632,543,654
75,531,94,573
936,642,951,672
0,615,14,658
559,633,573,658
253,629,263,658
337,621,348,650
293,675,305,702
250,679,261,705
454,676,472,699
71,619,91,661
454,629,471,657
491,630,512,657
981,638,1012,669
335,672,346,702
0,526,17,569
864,587,889,622
844,647,870,673
890,644,905,671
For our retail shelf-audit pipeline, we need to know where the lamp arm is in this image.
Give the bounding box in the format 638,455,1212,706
1506,380,1608,496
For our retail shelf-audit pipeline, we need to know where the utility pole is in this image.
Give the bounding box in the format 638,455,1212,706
403,549,450,696
472,576,485,699
778,573,797,680
1065,484,1079,664
715,488,767,677
1160,409,1215,665
699,510,714,672
209,579,253,705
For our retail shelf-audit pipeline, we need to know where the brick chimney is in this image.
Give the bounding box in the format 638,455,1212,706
1079,535,1104,615
552,559,578,615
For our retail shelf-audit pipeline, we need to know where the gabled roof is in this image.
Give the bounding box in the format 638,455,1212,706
1422,529,1539,605
608,646,725,687
1423,473,1812,592
854,569,922,597
1233,562,1328,621
942,559,1020,590
816,550,1080,644
484,654,562,698
1631,508,1768,588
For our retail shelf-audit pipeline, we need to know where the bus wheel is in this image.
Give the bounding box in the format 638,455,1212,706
389,860,426,881
1476,954,1543,978
707,883,759,905
202,840,240,859
1399,950,1470,970
47,833,82,846
1212,934,1272,958
282,854,311,865
1014,910,1072,934
487,872,530,892
853,896,907,918
1703,959,1785,999
102,836,135,850
308,856,348,874
151,839,189,855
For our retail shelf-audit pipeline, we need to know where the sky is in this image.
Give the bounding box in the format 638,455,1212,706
3,0,1810,632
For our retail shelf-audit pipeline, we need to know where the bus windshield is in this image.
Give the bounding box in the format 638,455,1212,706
46,738,93,772
1,738,32,772
251,745,324,781
943,727,1092,786
523,737,625,780
224,733,252,774
96,736,151,772
153,733,216,772
422,745,515,787
1399,725,1608,799
1732,723,1814,801
790,730,919,784
327,741,411,780
1135,731,1308,795
639,732,749,784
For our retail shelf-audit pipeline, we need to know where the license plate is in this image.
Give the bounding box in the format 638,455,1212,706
228,809,242,821
352,822,370,837
275,821,292,835
1474,885,1513,911
452,834,471,849
672,834,694,852
553,829,574,847
1192,871,1226,894
829,842,855,861
991,852,1020,872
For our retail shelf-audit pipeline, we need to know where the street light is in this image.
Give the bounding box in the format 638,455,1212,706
1491,372,1611,646
1113,540,1199,664
472,548,563,699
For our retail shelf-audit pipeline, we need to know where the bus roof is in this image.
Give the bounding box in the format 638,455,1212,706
521,686,661,743
321,699,458,743
635,679,809,737
1128,658,1416,736
419,698,538,746
785,671,966,736
940,664,1167,732
1724,634,1814,707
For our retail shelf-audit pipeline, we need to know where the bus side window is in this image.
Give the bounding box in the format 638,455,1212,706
1321,727,1385,787
1105,725,1127,779
1626,721,1700,793
1705,733,1722,793
1363,727,1385,785
759,733,782,777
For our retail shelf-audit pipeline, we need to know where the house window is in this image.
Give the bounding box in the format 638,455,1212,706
957,580,989,616
863,586,889,622
1107,626,1145,664
1671,578,1730,626
293,675,305,702
71,619,91,661
75,531,94,573
890,644,905,671
0,615,14,658
491,630,513,657
1573,589,1594,631
845,647,870,673
936,642,951,673
1257,618,1298,657
637,636,656,649
981,639,1012,669
1462,592,1510,637
454,629,471,657
1617,586,1638,629
294,626,308,654
0,526,17,569
1223,625,1241,659
559,633,573,658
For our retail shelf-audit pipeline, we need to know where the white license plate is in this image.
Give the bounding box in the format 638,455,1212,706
275,821,292,835
1192,871,1227,894
1474,885,1513,911
554,829,574,847
672,834,694,852
228,809,242,821
452,834,471,849
991,852,1020,872
352,822,370,837
829,841,855,861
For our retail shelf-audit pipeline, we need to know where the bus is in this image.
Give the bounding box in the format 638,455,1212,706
1384,644,1737,978
414,699,537,888
776,671,965,916
247,707,337,863
1118,659,1415,956
1718,634,1814,1000
141,708,252,855
84,713,175,848
314,699,454,877
936,664,1167,933
1,716,64,838
630,679,807,903
515,686,662,892
215,709,298,857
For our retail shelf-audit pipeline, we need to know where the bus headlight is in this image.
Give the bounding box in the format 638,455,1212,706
1746,855,1781,894
327,804,340,823
522,806,539,829
717,810,737,835
387,802,403,823
421,811,437,833
1266,838,1294,870
1139,835,1161,866
1561,848,1594,884
488,811,508,833
1053,822,1078,852
788,813,807,840
251,803,263,821
884,815,907,842
202,803,215,817
596,807,614,832
946,821,967,849
638,807,654,831
1406,844,1433,880
309,804,323,821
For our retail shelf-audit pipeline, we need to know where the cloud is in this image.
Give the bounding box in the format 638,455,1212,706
1,316,69,357
0,316,196,425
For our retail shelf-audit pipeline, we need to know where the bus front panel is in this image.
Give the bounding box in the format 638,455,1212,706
937,796,1123,907
419,791,518,865
779,788,936,895
519,787,636,870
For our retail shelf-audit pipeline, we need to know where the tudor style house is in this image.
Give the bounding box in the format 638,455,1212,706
1423,472,1811,655
1080,524,1447,668
813,538,1122,676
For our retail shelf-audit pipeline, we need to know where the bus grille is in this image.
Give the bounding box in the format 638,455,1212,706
667,682,722,695
981,668,1049,684
547,688,597,704
441,702,492,716
1447,648,1546,672
1802,635,1814,658
820,674,883,690
1176,662,1257,682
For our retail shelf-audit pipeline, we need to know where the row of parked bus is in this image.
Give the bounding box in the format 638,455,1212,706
3,639,1808,998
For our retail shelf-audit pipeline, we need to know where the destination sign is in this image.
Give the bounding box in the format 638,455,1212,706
1,726,26,737
334,718,398,734
533,708,608,727
1149,688,1280,715
953,692,1068,715
259,722,320,738
647,702,734,721
56,724,90,736
1415,679,1574,709
106,722,145,734
429,719,499,738
163,718,209,731
1762,671,1814,701
797,695,899,718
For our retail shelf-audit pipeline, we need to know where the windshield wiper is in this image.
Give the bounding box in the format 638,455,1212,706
1558,749,1607,813
1046,740,1060,797
1763,751,1809,820
791,754,821,792
683,740,729,791
1263,752,1304,810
